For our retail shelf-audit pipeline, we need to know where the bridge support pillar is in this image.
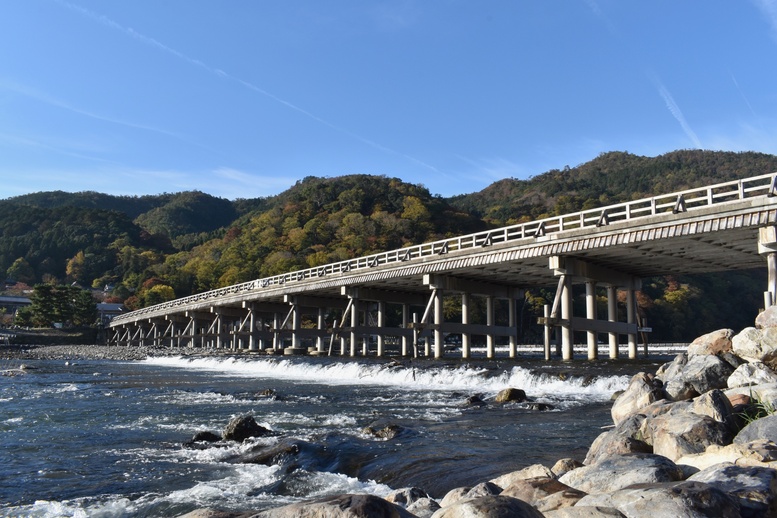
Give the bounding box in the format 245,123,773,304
349,290,359,357
434,289,444,359
462,293,471,359
509,297,517,358
272,312,281,351
317,308,325,353
627,289,637,359
560,275,573,360
759,227,777,307
586,281,598,360
249,305,258,351
377,301,386,357
607,286,618,359
486,296,495,359
401,304,410,356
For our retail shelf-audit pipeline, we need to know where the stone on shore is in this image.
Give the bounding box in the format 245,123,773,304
385,487,429,508
728,361,777,388
687,462,777,517
489,463,555,488
735,413,777,444
645,412,732,461
575,481,741,518
406,497,441,518
430,495,544,518
499,477,583,510
222,415,272,442
662,354,734,401
733,327,777,366
558,453,684,494
550,458,583,477
543,507,625,517
687,328,734,356
253,493,416,517
610,373,664,425
675,439,777,471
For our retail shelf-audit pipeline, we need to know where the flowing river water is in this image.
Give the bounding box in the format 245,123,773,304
0,352,671,517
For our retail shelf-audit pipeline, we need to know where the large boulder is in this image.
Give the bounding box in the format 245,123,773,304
687,462,777,517
687,329,734,356
583,430,652,465
676,439,777,471
490,464,555,488
733,327,777,366
254,493,415,517
575,481,741,518
610,373,665,425
663,354,735,400
728,361,777,388
500,477,584,511
385,487,429,508
543,508,626,517
558,453,684,494
222,415,272,442
430,495,544,517
735,414,777,444
645,412,732,461
406,498,441,518
494,387,527,403
691,389,734,424
756,306,777,329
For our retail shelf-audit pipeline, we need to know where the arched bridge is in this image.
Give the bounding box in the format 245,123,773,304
109,172,777,361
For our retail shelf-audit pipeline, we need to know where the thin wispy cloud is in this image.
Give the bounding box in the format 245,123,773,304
651,76,703,149
0,80,181,139
730,73,758,117
53,0,439,173
752,0,777,43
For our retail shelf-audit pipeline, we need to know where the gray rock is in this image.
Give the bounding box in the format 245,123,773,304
688,462,777,517
494,387,526,403
728,361,777,388
611,373,665,425
222,415,272,442
385,487,429,508
583,430,652,465
558,453,683,494
733,327,777,366
576,481,740,518
463,482,501,500
678,354,735,395
254,493,415,517
687,329,734,356
439,487,471,508
646,412,732,461
692,389,733,424
756,306,777,329
430,495,544,517
735,414,777,444
551,457,583,477
489,464,555,488
543,507,625,517
500,477,583,510
406,497,441,518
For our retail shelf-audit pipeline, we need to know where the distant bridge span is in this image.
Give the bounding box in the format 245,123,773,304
110,172,777,360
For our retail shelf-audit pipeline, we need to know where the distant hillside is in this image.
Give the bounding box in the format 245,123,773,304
448,150,777,226
2,150,776,341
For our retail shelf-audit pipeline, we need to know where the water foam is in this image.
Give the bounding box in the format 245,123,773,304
144,356,629,401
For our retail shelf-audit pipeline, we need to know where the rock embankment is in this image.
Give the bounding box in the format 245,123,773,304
181,307,777,517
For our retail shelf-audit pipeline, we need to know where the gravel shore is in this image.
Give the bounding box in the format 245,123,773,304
0,344,186,361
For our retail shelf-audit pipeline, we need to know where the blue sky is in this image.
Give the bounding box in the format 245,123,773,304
1,1,776,200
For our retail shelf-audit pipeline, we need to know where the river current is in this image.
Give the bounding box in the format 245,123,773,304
0,352,670,517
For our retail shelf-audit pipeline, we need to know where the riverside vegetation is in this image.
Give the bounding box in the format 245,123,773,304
2,150,777,342
175,307,777,517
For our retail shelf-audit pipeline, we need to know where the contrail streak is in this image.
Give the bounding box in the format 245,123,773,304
652,77,703,149
53,0,440,173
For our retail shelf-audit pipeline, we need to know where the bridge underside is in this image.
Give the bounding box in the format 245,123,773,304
109,177,777,361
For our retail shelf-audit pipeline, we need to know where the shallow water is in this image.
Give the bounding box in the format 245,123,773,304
0,354,668,517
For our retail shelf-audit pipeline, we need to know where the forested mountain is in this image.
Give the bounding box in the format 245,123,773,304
449,150,777,226
2,149,776,341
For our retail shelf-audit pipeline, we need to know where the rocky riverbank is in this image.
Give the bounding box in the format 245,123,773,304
178,308,777,518
0,344,186,361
